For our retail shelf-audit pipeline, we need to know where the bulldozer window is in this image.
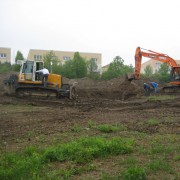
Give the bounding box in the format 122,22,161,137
36,62,43,71
22,61,34,74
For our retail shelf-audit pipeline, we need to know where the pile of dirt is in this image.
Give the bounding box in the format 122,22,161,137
68,76,144,100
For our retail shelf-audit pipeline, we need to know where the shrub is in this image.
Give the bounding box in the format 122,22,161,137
122,166,147,180
97,124,119,133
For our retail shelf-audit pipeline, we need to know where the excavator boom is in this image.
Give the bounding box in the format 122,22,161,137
134,47,179,79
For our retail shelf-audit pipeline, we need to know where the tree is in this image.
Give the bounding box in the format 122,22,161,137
43,51,60,73
73,52,87,78
87,58,98,74
144,64,153,77
157,63,170,82
14,51,24,71
101,56,133,80
158,63,169,75
15,51,24,62
60,60,76,78
0,62,11,73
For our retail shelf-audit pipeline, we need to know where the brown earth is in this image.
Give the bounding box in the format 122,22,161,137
0,73,180,179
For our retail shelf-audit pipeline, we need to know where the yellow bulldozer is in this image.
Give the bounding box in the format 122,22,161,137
3,59,77,99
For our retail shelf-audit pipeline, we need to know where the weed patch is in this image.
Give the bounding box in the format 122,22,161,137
97,124,126,133
147,159,173,173
0,137,134,179
146,119,160,126
121,166,147,180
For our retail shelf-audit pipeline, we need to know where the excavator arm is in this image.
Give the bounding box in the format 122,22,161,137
134,47,179,80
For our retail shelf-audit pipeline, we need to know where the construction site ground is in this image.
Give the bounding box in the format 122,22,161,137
0,73,180,179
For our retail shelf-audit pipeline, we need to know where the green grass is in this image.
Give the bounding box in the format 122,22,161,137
121,166,147,180
97,124,126,133
44,163,97,179
146,118,160,126
147,158,173,173
71,124,83,132
174,155,180,161
88,120,97,128
0,137,134,180
1,119,179,179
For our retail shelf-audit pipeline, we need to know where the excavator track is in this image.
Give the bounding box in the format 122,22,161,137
163,85,180,94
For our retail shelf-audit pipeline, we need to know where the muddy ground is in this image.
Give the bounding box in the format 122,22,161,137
0,73,180,179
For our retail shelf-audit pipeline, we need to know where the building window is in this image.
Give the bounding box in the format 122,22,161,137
91,58,97,62
63,56,71,61
0,53,7,58
34,55,42,60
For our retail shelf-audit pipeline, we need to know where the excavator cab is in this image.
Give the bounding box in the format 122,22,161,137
170,67,180,83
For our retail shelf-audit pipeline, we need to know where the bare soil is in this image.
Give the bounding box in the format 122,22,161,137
0,73,180,179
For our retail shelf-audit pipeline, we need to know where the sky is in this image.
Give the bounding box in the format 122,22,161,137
0,0,180,66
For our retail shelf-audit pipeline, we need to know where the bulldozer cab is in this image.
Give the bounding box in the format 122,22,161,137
19,60,44,82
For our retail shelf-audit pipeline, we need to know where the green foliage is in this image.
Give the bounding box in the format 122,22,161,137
60,59,76,78
0,151,41,180
97,124,122,133
87,120,97,128
73,52,87,78
120,156,138,166
146,119,159,126
0,62,20,73
101,56,133,80
144,64,153,77
174,155,180,161
142,63,170,82
59,52,87,78
15,51,24,62
158,63,169,75
43,51,60,73
11,64,20,72
147,159,172,173
71,124,83,132
87,58,98,74
122,166,147,180
149,143,174,154
44,164,96,179
0,137,134,179
0,62,11,73
42,137,134,164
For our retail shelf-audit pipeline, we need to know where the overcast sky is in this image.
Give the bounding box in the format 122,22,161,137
0,0,180,65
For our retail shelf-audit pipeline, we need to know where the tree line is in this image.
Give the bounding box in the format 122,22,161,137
0,50,170,82
142,63,170,82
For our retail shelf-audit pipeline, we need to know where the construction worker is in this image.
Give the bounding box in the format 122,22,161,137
143,83,151,96
36,68,49,85
150,82,158,93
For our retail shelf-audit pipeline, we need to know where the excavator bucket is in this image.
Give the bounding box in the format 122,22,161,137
126,73,135,81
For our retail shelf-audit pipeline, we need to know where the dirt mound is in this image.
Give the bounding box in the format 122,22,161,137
71,76,144,100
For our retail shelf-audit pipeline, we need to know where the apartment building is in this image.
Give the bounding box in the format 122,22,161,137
27,49,102,72
141,59,180,73
0,47,11,63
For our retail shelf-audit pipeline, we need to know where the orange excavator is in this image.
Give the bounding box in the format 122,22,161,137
128,47,180,92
